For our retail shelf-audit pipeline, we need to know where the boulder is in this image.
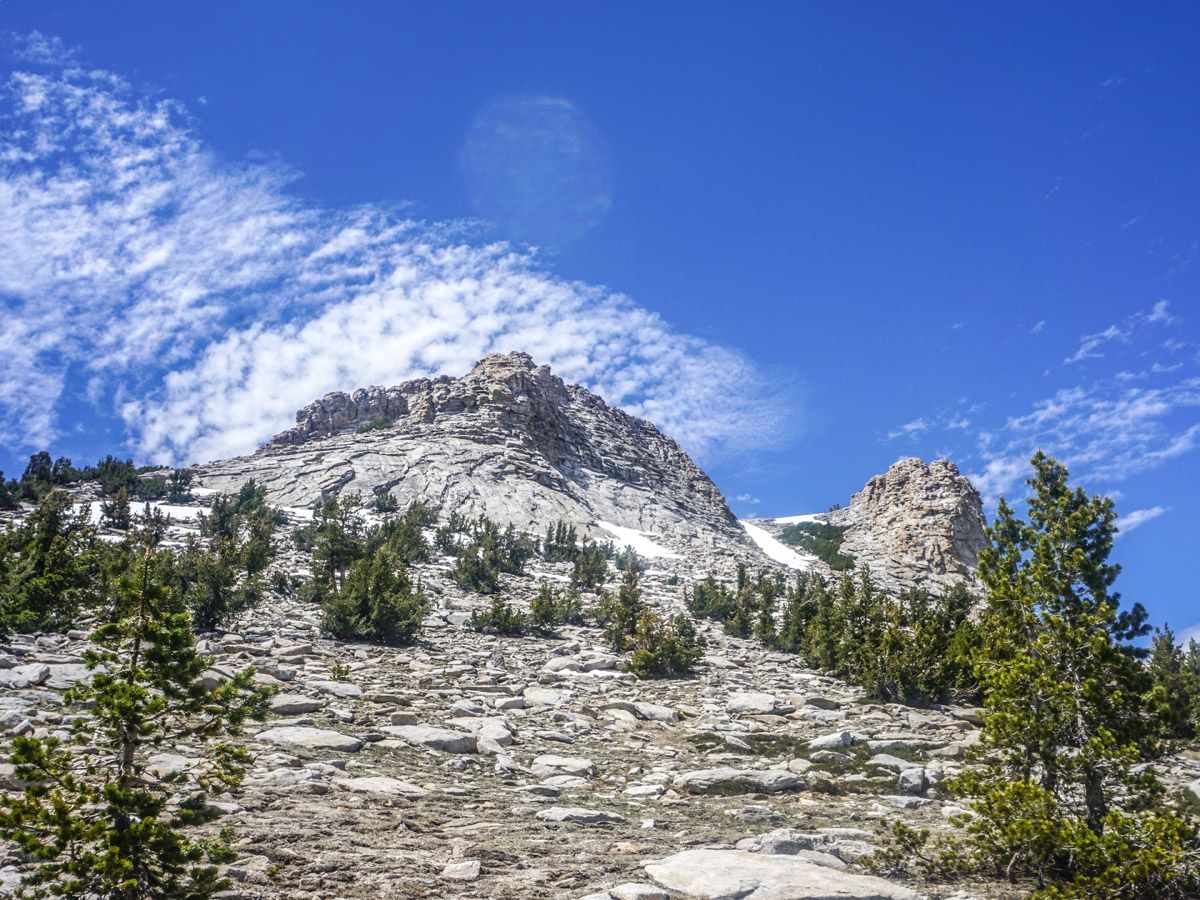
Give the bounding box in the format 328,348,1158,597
672,767,802,795
729,692,792,716
269,693,326,715
256,726,363,752
644,849,920,899
536,807,625,825
381,724,478,754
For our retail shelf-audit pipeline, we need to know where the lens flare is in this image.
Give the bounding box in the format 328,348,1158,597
461,96,614,249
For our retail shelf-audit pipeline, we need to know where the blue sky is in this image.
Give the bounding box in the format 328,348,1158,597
0,4,1197,634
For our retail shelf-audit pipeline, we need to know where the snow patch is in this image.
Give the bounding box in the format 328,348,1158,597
86,501,206,526
772,512,824,525
740,521,815,570
595,520,681,559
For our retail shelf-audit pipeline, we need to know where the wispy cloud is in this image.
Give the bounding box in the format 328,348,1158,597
1064,324,1129,365
965,379,1200,503
890,302,1197,506
0,41,792,465
1064,301,1178,365
7,32,80,67
887,418,929,440
1117,505,1168,536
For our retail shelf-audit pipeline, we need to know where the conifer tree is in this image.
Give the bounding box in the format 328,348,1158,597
0,539,272,898
100,486,133,530
953,452,1200,895
605,557,644,650
323,545,428,644
0,490,104,637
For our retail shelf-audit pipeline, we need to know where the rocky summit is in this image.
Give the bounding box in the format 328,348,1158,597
750,459,987,595
197,354,987,593
196,352,749,557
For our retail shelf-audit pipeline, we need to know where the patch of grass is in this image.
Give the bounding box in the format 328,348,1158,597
778,521,856,570
356,415,395,433
740,733,811,757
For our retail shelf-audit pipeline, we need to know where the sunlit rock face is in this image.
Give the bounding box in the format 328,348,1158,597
195,352,748,555
826,457,988,595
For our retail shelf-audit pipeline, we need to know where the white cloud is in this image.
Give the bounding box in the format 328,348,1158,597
1117,505,1167,536
0,56,792,465
963,379,1200,503
733,493,761,505
7,32,80,67
1178,623,1200,647
1147,299,1176,325
887,418,929,440
1064,324,1128,365
1064,301,1179,365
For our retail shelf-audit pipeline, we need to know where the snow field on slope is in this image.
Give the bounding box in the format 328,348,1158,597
740,521,815,570
595,520,682,559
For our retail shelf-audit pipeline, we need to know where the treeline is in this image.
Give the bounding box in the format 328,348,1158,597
686,563,978,705
0,481,280,639
0,449,194,509
687,560,1200,738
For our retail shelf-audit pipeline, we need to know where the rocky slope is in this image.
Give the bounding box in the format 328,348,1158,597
0,498,1007,900
5,499,1198,899
195,353,749,558
751,459,988,595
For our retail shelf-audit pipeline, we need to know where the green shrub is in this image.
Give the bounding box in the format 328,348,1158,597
468,595,528,636
603,560,645,651
356,415,395,433
453,545,500,594
530,583,586,630
687,576,737,621
571,540,609,591
627,612,706,678
322,547,427,645
372,491,399,513
542,520,579,562
778,521,855,570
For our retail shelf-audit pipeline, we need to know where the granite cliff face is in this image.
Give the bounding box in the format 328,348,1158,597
197,355,987,587
196,352,747,554
747,458,987,594
826,458,988,594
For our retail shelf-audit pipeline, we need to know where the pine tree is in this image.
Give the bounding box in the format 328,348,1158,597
323,545,428,644
0,490,105,637
605,557,644,651
1145,626,1200,741
953,452,1199,895
100,486,133,530
0,540,272,898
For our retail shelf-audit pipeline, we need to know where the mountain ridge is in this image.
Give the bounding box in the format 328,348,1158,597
197,352,987,591
196,352,749,557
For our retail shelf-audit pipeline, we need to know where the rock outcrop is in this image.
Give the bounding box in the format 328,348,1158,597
748,458,987,594
195,352,748,554
828,458,987,594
